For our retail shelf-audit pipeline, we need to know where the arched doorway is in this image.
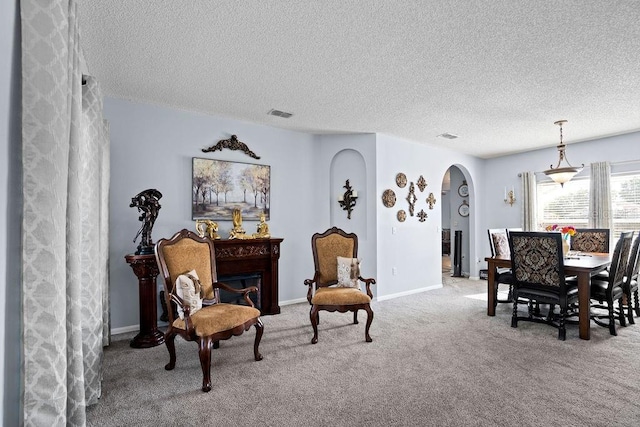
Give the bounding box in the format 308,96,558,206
441,165,471,279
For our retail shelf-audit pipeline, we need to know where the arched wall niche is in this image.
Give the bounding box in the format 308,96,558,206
330,149,367,238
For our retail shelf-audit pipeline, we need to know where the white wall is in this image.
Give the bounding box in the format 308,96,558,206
374,133,484,297
481,131,640,265
1,0,21,424
105,98,321,329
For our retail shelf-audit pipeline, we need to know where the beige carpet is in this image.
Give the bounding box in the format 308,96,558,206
87,276,640,426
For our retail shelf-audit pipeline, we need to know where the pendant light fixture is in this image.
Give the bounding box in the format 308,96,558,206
543,120,583,187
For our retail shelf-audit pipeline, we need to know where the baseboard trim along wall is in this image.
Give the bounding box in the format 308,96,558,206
376,284,443,302
111,288,447,335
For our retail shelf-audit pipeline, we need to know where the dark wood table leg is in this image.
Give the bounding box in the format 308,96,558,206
125,253,165,348
487,262,496,316
577,271,591,340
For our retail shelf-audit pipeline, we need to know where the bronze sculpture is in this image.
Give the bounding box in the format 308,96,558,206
130,188,162,254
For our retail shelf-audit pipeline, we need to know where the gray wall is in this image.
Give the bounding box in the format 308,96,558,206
105,98,322,329
1,0,22,425
105,99,487,329
480,131,640,266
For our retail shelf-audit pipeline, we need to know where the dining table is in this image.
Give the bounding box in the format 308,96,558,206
485,253,611,340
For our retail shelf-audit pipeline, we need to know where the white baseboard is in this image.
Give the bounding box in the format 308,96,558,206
279,297,308,306
111,324,139,335
375,284,442,302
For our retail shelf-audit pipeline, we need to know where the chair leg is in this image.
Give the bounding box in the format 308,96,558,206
310,305,319,344
608,303,617,336
618,298,627,327
353,310,359,324
198,336,213,392
254,319,264,361
558,307,567,341
164,329,177,371
511,300,518,328
364,305,374,343
634,289,640,317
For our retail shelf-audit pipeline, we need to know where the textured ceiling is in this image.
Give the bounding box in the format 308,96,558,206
78,1,640,158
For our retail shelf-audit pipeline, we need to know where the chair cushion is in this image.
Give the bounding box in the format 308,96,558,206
311,287,371,305
590,279,624,300
337,256,361,289
175,270,203,319
172,303,261,336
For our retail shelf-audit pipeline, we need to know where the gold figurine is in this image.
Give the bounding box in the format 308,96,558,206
229,208,249,239
253,212,270,238
195,219,221,240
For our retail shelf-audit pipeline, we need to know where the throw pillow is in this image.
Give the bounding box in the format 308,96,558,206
337,256,361,289
491,233,510,257
174,269,203,319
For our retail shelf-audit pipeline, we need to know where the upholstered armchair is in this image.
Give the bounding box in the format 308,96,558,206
570,228,610,253
155,229,263,392
304,227,375,344
509,232,578,340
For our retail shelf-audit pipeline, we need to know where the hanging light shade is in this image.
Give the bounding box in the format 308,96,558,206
543,120,584,187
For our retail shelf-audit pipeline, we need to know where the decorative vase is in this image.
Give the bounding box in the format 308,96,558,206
562,235,570,257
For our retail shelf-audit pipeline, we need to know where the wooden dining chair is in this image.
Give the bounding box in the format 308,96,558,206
621,233,640,325
509,231,577,340
588,231,633,336
570,228,610,253
487,228,514,306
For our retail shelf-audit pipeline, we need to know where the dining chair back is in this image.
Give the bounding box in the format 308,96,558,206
571,228,610,253
487,228,514,306
622,233,640,324
589,231,633,335
509,231,577,340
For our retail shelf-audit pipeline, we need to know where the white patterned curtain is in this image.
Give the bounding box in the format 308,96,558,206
520,171,537,231
21,1,110,425
589,161,613,231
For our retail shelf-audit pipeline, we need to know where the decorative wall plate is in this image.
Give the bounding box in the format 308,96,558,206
396,173,407,188
382,189,396,208
427,192,437,210
458,200,470,217
458,180,469,197
397,210,407,222
417,175,427,192
406,182,417,216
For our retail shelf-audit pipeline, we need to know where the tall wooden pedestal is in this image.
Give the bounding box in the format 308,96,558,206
125,253,165,348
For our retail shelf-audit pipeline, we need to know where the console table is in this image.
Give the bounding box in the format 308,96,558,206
125,253,165,348
213,238,283,315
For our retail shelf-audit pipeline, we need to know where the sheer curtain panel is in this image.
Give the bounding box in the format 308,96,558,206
520,171,537,231
589,162,613,231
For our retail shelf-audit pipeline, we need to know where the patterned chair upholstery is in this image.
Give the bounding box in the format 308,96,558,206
155,229,264,392
304,227,376,344
589,231,634,335
509,232,578,340
487,229,514,305
622,234,640,325
570,228,610,253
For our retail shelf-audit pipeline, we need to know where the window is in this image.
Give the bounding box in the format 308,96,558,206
537,172,640,238
537,178,589,231
611,173,640,238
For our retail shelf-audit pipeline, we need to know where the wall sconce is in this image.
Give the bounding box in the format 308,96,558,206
338,179,358,219
504,186,516,206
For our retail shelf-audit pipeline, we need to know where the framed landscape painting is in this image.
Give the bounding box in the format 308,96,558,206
192,157,270,221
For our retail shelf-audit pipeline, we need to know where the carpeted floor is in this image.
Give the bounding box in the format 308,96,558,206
87,276,640,426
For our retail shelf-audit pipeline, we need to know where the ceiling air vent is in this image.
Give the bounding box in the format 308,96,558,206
437,132,458,140
268,109,293,118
